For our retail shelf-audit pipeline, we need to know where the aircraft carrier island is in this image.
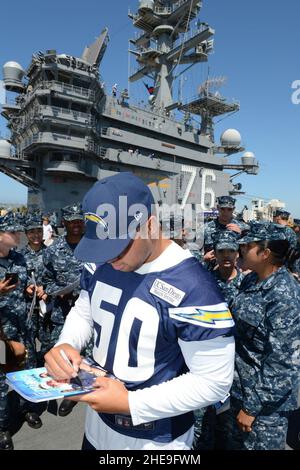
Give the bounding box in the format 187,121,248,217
0,0,258,215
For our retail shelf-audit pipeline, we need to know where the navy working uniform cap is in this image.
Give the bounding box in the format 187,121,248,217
24,214,43,231
293,218,300,226
213,231,239,251
273,209,290,218
217,196,236,208
0,212,24,232
74,172,155,263
61,203,84,221
238,222,286,244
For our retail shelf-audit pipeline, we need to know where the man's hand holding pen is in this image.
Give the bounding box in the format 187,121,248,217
45,343,81,380
44,344,129,414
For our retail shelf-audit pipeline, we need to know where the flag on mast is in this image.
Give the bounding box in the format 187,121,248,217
143,82,154,95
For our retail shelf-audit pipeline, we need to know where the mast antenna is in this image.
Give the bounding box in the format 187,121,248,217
198,75,227,95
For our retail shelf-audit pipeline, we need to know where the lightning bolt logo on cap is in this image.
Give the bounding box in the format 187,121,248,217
85,212,109,232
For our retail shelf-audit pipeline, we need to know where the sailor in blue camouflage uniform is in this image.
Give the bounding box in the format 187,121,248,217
1,287,15,449
273,209,298,250
0,213,25,449
210,231,244,308
20,214,47,366
42,203,86,416
193,230,243,450
290,218,300,282
217,222,300,450
286,236,300,454
21,213,46,282
203,196,249,267
293,218,300,244
0,212,42,449
42,204,84,353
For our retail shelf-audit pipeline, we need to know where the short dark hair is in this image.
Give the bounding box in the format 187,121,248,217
256,239,291,266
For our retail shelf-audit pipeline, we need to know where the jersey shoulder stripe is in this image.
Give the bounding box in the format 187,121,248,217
169,303,234,329
84,263,97,275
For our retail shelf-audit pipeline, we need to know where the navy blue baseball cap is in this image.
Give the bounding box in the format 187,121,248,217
74,172,155,263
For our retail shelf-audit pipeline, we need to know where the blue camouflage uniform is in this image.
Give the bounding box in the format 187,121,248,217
210,269,244,308
293,218,300,250
0,213,28,432
41,205,84,356
204,197,249,255
19,214,46,367
283,225,299,250
273,210,298,250
193,231,243,450
20,242,46,284
0,214,28,345
289,219,300,281
218,223,300,450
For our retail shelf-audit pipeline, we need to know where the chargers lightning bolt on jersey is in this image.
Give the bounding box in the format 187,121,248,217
57,242,235,449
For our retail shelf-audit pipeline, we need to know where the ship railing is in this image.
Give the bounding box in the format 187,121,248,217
13,150,26,160
134,25,207,55
87,141,108,158
134,25,208,68
183,93,240,107
38,105,94,124
133,31,149,43
172,24,209,50
154,5,172,14
18,133,38,150
25,80,95,100
49,81,95,100
138,43,162,54
18,132,88,151
99,147,108,158
12,149,31,161
174,0,203,12
154,0,202,15
130,0,200,19
100,127,109,136
16,134,40,152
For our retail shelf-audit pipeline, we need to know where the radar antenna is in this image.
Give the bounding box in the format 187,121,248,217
198,76,227,95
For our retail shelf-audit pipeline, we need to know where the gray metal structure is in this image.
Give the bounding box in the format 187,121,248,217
0,0,259,214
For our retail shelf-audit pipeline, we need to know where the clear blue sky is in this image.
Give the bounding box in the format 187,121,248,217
0,0,299,216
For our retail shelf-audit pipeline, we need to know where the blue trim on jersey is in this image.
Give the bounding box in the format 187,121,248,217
128,318,142,368
99,411,194,443
81,256,233,442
